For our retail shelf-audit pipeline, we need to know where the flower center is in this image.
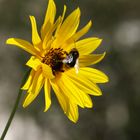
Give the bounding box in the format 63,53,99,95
42,48,67,74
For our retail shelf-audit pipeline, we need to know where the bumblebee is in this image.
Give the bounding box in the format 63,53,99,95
62,48,79,73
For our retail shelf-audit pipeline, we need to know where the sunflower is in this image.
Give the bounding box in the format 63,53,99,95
6,0,108,123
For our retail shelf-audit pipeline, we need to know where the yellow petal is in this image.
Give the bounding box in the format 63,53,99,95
50,79,68,113
79,67,109,83
41,63,55,79
57,73,86,108
76,37,102,55
60,21,92,51
72,20,92,41
63,74,93,108
42,17,61,50
21,70,35,90
42,21,52,44
50,79,79,123
41,0,56,39
23,70,44,107
67,102,79,123
55,8,80,47
79,52,106,67
26,56,42,71
54,5,67,36
65,69,102,96
69,83,93,108
29,16,41,46
6,38,40,56
44,79,51,112
81,94,93,108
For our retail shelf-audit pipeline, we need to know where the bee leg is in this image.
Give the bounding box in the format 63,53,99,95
52,70,55,76
60,69,64,72
64,51,68,55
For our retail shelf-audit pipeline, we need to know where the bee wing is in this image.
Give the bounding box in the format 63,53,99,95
62,58,68,64
74,59,79,74
62,55,73,64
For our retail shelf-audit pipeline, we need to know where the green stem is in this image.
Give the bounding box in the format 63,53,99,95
0,69,31,140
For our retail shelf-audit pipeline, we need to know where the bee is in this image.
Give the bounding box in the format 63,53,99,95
62,48,79,73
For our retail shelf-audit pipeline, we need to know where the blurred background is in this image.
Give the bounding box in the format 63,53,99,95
0,0,140,140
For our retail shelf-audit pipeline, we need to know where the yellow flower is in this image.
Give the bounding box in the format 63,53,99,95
6,0,108,123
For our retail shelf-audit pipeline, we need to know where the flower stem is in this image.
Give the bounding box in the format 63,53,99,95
0,69,31,140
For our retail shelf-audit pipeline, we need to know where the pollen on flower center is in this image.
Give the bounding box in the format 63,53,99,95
42,48,67,73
